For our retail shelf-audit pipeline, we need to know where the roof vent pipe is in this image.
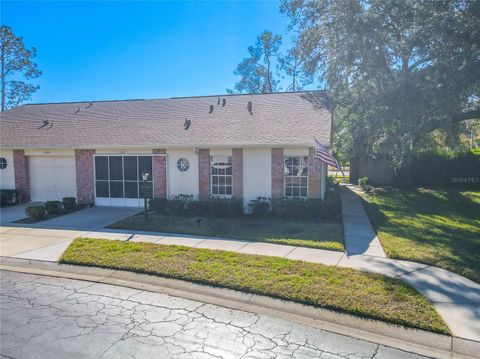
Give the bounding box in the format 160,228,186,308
209,105,214,113
247,101,253,115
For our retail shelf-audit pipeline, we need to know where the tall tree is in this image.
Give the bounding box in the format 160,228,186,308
0,26,41,111
278,45,313,91
281,0,480,168
228,30,282,94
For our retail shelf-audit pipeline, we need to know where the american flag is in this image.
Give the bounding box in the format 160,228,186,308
314,139,344,176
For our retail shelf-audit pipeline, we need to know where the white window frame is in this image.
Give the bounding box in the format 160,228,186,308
284,155,309,198
210,155,233,198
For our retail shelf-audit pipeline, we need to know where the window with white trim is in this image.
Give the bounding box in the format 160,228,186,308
211,155,232,196
284,156,308,198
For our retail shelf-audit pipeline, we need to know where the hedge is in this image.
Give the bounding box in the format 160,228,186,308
395,151,480,188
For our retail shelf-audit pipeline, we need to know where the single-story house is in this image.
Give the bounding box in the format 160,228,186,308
0,91,332,209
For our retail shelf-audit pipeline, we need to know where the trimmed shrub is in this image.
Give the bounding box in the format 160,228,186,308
26,205,46,220
188,200,210,215
62,197,76,211
226,198,244,217
45,201,63,215
358,176,374,194
308,198,323,219
320,190,341,220
248,197,271,217
411,151,480,188
0,189,18,206
272,198,322,220
208,198,230,217
169,194,195,215
149,197,168,213
207,198,242,217
358,177,370,188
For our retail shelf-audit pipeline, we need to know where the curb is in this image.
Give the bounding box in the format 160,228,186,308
0,257,478,359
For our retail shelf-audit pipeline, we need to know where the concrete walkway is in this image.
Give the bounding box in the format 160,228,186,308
341,186,386,257
1,203,480,342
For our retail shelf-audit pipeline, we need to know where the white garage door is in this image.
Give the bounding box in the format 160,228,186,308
30,156,77,202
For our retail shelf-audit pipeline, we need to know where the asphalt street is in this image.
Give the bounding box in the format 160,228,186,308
0,270,430,359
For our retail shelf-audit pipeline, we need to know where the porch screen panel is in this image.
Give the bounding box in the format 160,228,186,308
95,156,109,197
94,155,153,199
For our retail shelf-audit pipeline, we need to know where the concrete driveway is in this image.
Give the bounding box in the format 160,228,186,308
0,203,29,225
0,206,141,262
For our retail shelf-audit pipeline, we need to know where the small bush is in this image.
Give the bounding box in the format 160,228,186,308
209,198,230,217
26,205,46,220
62,197,76,211
149,197,168,213
0,189,18,206
45,201,63,215
226,198,244,217
320,191,341,220
188,200,210,215
248,197,271,217
272,198,321,220
358,177,374,193
358,177,370,188
169,194,195,215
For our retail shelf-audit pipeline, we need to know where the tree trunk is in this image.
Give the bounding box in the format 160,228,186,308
1,39,5,112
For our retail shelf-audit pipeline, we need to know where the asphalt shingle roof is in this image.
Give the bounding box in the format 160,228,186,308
0,91,331,149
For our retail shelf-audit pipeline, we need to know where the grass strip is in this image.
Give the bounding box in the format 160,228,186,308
109,214,344,251
60,237,449,334
359,188,480,283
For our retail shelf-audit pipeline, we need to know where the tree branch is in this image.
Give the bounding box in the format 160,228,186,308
452,109,480,123
408,56,435,71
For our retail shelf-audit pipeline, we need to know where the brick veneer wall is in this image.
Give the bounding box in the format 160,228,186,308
13,150,30,202
152,149,167,198
271,148,284,199
232,149,243,199
75,149,96,204
308,147,322,199
198,149,210,200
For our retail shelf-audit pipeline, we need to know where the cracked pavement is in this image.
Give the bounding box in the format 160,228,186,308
0,271,430,359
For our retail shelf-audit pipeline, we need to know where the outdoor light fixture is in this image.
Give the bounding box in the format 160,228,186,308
141,171,150,221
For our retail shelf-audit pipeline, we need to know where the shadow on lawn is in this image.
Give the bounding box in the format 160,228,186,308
360,187,480,283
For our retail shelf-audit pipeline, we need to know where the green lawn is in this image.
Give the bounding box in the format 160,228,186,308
60,238,449,334
360,188,480,283
109,214,344,251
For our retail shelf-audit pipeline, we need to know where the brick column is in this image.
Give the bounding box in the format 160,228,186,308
232,149,243,199
308,147,322,199
271,148,284,199
153,148,167,198
75,149,96,204
198,149,210,200
13,150,30,202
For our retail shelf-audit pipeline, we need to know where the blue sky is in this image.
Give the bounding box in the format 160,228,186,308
1,0,307,103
